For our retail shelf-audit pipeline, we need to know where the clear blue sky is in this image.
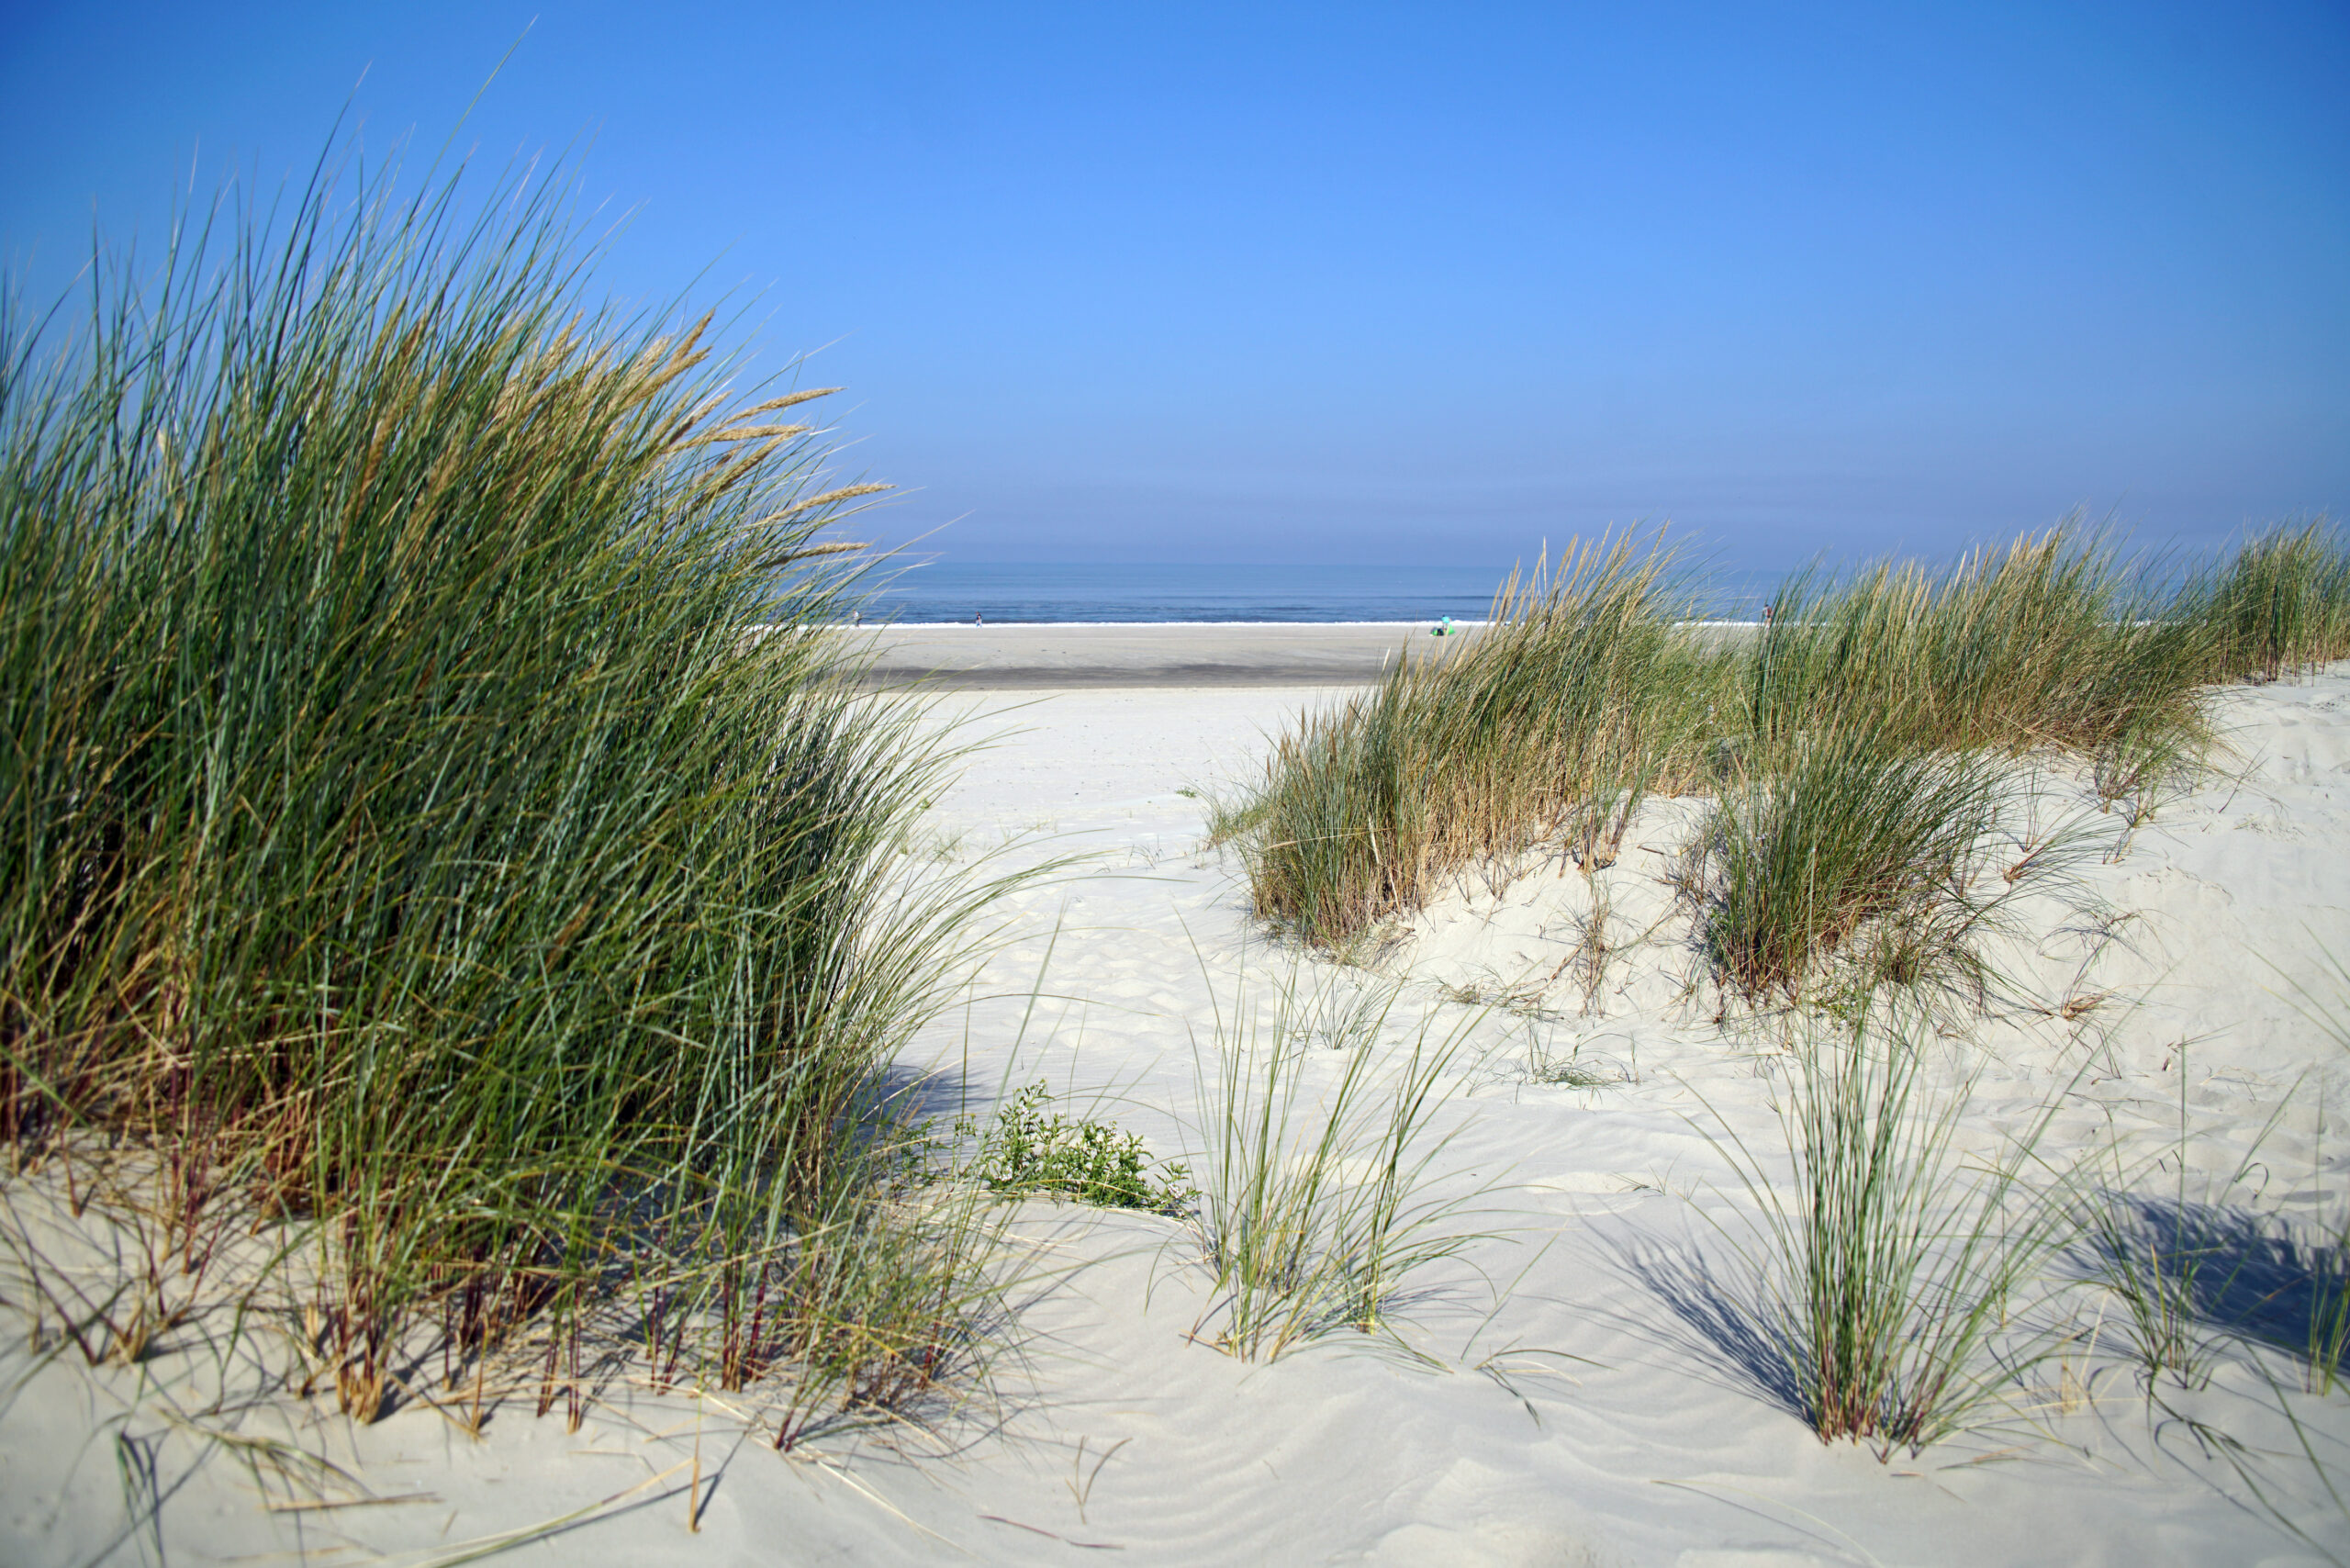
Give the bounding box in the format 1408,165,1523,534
3,2,2343,567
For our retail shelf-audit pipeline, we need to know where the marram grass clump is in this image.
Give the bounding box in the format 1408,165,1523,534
0,150,1005,1442
1226,521,2346,1006
1686,731,2018,1009
1743,529,2210,767
1239,537,1729,948
1693,1000,2077,1455
2186,520,2350,684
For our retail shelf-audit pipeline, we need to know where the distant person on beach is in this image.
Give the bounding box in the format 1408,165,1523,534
1431,615,1455,637
975,610,983,626
850,610,861,626
1762,601,1774,626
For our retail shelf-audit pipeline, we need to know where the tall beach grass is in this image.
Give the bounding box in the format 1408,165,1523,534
1685,733,2040,1010
2185,520,2350,684
1240,538,1729,948
0,150,1003,1439
1229,521,2349,1003
1225,517,2350,1470
1743,531,2210,769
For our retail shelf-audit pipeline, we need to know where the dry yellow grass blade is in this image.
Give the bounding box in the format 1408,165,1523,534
763,540,871,564
749,482,895,525
734,386,843,415
670,420,816,450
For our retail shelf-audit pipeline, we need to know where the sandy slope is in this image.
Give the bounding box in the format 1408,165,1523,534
7,675,2350,1566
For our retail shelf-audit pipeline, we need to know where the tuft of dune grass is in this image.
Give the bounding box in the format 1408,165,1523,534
1241,537,1729,947
1229,519,2350,1002
1744,527,2213,769
2185,519,2350,684
0,146,1003,1439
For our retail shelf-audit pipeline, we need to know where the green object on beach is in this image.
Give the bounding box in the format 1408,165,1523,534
960,1082,1196,1215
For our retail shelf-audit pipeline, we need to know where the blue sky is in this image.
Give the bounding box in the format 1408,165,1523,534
3,2,2344,567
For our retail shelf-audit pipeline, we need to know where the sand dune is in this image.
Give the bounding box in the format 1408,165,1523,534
7,665,2350,1565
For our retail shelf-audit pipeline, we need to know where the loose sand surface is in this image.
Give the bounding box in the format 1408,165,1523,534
8,649,2350,1566
850,619,1477,686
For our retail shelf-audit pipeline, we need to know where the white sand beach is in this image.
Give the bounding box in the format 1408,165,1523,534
850,620,1481,686
8,648,2350,1567
14,4,2338,1556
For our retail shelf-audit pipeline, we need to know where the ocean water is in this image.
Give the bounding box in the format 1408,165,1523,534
848,562,1785,624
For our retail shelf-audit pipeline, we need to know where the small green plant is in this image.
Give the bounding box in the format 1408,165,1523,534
2310,1245,2350,1398
1551,875,1616,1016
1692,732,1998,1005
1521,1033,1616,1088
960,1083,1197,1215
2272,946,2350,1394
2076,1196,2225,1393
1436,978,1554,1019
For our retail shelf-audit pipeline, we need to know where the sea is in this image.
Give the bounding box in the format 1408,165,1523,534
847,562,1785,625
